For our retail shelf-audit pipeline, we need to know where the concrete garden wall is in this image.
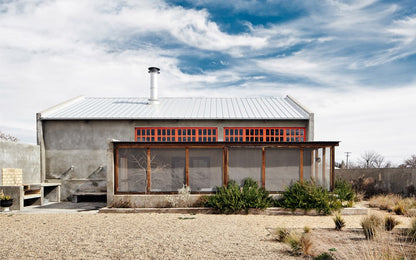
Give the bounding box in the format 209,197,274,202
0,140,41,184
336,168,416,194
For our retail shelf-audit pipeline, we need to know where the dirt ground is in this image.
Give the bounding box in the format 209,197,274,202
0,206,413,259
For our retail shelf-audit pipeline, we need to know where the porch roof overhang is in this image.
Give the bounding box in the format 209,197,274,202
112,141,340,149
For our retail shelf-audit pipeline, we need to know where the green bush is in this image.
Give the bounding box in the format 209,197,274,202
333,179,356,204
205,178,272,214
277,181,340,215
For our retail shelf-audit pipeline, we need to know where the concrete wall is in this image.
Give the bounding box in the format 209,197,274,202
41,119,310,200
0,140,41,184
336,168,416,194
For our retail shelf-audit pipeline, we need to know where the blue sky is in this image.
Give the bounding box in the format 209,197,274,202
0,0,415,165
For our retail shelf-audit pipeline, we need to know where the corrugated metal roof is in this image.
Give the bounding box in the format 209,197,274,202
40,96,311,120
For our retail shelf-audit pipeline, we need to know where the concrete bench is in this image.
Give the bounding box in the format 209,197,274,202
0,183,61,211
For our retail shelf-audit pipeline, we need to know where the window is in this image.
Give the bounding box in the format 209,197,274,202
135,127,217,142
224,127,305,142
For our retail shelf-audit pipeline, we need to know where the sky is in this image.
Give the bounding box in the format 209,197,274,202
0,0,415,165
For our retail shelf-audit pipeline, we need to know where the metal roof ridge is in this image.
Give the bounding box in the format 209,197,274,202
285,95,313,115
39,95,86,118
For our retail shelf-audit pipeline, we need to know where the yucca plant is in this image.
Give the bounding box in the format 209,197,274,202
333,212,346,231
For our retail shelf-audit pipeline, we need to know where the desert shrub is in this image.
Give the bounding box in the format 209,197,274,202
333,212,346,231
205,180,243,214
303,226,311,234
206,178,272,214
277,180,339,215
361,214,383,240
384,215,400,231
240,178,273,210
333,179,356,204
351,176,387,198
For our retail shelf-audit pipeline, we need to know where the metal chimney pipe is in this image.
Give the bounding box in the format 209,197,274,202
148,67,160,105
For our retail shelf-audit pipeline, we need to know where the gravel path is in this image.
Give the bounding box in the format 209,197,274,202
0,210,412,259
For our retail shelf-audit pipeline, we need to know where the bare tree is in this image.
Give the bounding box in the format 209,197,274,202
400,154,416,168
357,151,390,168
0,131,18,142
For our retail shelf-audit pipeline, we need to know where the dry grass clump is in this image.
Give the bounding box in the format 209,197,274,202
369,194,416,216
285,231,313,256
384,215,400,231
409,217,416,240
361,214,383,240
368,194,401,211
269,227,313,256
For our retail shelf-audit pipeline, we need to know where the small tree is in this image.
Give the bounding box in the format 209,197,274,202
400,154,416,168
357,151,391,168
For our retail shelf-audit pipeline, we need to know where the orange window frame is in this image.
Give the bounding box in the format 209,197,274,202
224,127,306,142
135,127,218,142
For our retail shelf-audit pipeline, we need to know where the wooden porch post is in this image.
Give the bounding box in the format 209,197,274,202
262,147,266,189
299,148,304,181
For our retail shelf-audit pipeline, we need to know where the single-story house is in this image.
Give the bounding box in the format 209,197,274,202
37,67,339,207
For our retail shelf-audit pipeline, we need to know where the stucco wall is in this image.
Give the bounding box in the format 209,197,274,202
336,168,416,194
0,140,41,184
41,119,310,200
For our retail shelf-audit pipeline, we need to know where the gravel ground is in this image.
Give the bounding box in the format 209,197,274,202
0,208,412,260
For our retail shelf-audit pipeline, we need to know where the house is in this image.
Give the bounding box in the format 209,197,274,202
37,67,339,207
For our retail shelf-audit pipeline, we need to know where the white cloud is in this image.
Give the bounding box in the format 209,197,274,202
0,0,415,166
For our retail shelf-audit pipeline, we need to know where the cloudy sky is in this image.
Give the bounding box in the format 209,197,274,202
1,0,415,165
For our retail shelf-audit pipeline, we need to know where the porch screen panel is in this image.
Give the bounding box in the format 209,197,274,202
228,147,262,186
303,149,313,181
315,148,324,186
265,148,300,191
117,148,147,192
189,148,223,192
150,148,185,192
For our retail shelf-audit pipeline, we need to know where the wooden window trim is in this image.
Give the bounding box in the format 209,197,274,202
224,127,306,142
135,127,218,142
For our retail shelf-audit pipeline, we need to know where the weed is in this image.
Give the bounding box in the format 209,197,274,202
166,185,191,208
303,226,311,234
284,232,313,256
361,214,383,240
270,227,290,242
313,252,334,260
110,200,133,208
384,216,400,231
333,212,346,231
178,217,196,220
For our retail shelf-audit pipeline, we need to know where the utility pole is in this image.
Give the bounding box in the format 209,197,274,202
345,152,351,169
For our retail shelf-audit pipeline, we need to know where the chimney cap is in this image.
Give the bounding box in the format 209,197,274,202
148,67,160,73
